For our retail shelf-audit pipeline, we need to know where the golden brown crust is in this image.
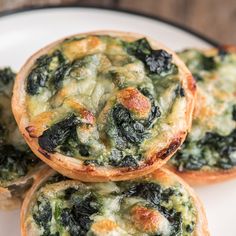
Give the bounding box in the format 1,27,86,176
12,30,196,182
167,46,236,186
0,164,47,210
167,164,236,186
21,168,209,236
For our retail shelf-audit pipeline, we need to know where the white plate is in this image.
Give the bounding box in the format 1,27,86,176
0,7,235,236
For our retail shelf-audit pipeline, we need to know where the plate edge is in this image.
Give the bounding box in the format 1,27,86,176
0,4,219,47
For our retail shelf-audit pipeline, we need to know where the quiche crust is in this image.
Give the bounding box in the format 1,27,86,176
21,168,209,236
12,30,196,181
168,165,236,185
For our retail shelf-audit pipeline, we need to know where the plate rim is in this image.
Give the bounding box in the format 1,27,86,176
0,4,218,47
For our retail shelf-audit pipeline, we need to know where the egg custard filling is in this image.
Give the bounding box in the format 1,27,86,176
25,171,197,236
170,48,236,171
0,68,39,188
24,34,192,170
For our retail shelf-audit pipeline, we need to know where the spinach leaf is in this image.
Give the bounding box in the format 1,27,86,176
172,129,236,170
38,114,80,153
53,62,73,89
0,67,15,85
111,104,147,145
125,38,174,75
27,50,65,95
33,199,52,236
201,55,216,71
109,149,139,168
60,193,100,236
232,104,236,121
0,144,39,182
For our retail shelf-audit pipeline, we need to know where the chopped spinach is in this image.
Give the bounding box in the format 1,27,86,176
201,55,216,71
109,149,139,168
232,104,236,121
125,38,174,75
125,38,152,61
0,144,39,182
184,51,216,73
27,50,65,95
110,104,148,145
124,182,162,205
77,144,90,157
200,130,236,169
33,199,52,236
145,49,173,74
60,193,100,236
172,129,236,171
53,62,72,89
108,98,160,149
33,187,101,236
105,88,161,168
0,123,7,145
38,114,80,153
140,88,161,128
0,67,15,86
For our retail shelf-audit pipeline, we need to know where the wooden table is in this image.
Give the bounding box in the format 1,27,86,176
0,0,235,44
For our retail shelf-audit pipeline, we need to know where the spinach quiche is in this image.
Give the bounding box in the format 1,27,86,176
168,46,236,185
12,31,196,181
21,168,209,236
0,67,43,210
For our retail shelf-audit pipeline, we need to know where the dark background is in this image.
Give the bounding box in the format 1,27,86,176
0,0,235,44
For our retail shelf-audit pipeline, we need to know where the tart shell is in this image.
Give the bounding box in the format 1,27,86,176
12,30,196,182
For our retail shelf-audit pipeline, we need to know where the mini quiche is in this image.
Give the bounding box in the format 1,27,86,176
168,46,236,185
12,31,196,181
0,67,43,210
21,168,209,236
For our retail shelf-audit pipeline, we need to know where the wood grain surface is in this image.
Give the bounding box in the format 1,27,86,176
0,0,235,44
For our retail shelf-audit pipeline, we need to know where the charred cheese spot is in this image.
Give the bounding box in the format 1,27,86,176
64,99,95,125
117,87,151,119
131,205,160,233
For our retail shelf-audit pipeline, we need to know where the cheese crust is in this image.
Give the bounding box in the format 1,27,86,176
168,46,236,185
12,31,196,181
21,168,209,236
